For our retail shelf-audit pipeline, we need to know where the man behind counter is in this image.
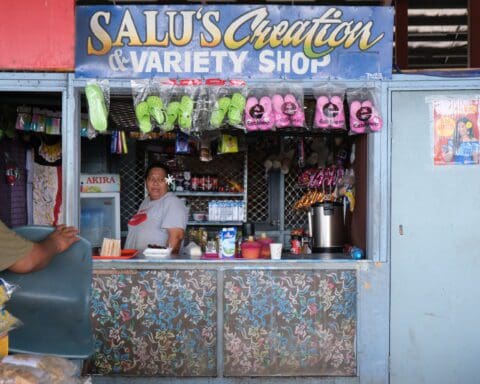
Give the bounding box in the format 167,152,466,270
125,162,188,254
0,220,79,273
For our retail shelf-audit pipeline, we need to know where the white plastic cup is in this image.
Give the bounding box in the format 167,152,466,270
270,243,283,260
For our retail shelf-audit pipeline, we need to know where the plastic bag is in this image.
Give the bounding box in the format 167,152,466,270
0,278,18,307
0,308,21,336
313,83,347,131
15,106,32,131
346,85,383,134
0,362,51,384
167,79,201,134
244,86,276,132
271,84,306,129
2,355,79,383
217,134,239,154
85,79,109,132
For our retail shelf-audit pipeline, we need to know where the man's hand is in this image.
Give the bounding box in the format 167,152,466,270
45,225,80,254
9,225,80,274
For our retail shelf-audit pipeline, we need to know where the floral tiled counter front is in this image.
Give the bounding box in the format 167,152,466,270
90,265,356,377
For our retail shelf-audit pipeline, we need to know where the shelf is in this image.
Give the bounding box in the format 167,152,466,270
173,192,244,197
187,221,243,226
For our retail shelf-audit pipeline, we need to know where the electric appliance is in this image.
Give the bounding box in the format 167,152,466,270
307,201,346,253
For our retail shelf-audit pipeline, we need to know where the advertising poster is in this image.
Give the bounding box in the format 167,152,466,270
431,97,480,165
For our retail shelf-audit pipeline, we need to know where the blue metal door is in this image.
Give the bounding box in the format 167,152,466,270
390,88,480,384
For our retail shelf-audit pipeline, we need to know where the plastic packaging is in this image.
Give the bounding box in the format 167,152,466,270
220,227,237,259
177,79,202,133
241,236,261,259
244,87,276,131
217,134,239,154
271,84,307,129
346,85,383,134
0,308,22,336
0,278,18,307
206,79,248,131
85,79,109,132
313,83,347,131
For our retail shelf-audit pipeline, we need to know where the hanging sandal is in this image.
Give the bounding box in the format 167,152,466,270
85,83,108,132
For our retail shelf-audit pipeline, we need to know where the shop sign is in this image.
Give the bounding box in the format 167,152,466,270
76,5,393,80
80,174,121,192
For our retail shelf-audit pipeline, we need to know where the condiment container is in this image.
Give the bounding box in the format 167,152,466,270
258,233,273,259
241,236,261,259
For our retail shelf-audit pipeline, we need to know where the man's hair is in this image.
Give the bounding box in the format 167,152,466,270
144,162,170,180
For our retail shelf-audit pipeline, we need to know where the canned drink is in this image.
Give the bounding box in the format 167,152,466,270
191,175,199,191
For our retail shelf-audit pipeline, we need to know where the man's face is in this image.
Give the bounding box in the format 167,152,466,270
146,167,168,200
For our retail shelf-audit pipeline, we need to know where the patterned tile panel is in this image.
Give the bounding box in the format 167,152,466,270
90,269,217,376
223,269,356,376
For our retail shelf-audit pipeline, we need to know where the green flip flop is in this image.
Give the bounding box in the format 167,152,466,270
210,108,226,128
230,93,246,111
135,101,152,133
178,96,194,130
228,93,246,126
146,95,165,125
85,83,108,132
165,101,180,131
218,97,231,113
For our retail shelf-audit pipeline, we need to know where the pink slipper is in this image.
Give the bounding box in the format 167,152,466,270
272,94,289,128
259,96,274,130
349,100,366,134
284,94,305,127
315,96,330,129
245,97,259,131
363,100,383,131
330,96,345,129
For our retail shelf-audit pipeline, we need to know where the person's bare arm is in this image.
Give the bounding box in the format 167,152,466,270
8,225,80,274
167,228,185,255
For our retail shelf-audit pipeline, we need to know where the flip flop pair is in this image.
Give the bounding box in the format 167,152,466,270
85,83,108,132
349,100,383,133
315,96,345,130
210,93,246,128
135,96,165,133
165,97,194,131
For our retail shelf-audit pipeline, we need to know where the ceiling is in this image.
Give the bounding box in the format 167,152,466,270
76,0,470,70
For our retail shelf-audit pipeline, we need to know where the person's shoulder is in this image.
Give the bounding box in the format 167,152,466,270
160,192,184,205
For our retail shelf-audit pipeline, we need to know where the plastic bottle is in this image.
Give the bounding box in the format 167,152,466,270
258,233,273,259
345,245,364,260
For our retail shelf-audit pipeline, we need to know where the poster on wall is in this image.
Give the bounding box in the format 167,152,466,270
431,97,480,166
75,5,393,80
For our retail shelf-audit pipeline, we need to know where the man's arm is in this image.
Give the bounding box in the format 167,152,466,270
8,225,79,274
167,228,185,255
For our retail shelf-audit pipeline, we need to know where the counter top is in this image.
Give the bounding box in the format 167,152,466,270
92,252,370,270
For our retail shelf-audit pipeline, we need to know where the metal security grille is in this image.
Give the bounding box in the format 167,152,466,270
284,169,307,231
119,144,246,230
119,144,145,232
247,151,269,223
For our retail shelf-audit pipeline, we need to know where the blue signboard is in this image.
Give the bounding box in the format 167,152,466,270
76,5,393,80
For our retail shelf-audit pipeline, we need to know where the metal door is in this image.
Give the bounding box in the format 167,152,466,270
390,89,480,384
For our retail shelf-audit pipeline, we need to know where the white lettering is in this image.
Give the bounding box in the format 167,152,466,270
259,50,275,73
228,51,248,73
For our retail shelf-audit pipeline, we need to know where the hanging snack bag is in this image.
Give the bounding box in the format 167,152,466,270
217,134,239,154
15,106,32,131
0,278,17,307
175,131,192,155
271,84,307,129
313,83,347,131
346,85,383,134
85,79,110,132
244,86,276,131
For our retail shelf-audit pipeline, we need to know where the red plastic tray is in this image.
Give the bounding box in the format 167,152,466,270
93,249,138,260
